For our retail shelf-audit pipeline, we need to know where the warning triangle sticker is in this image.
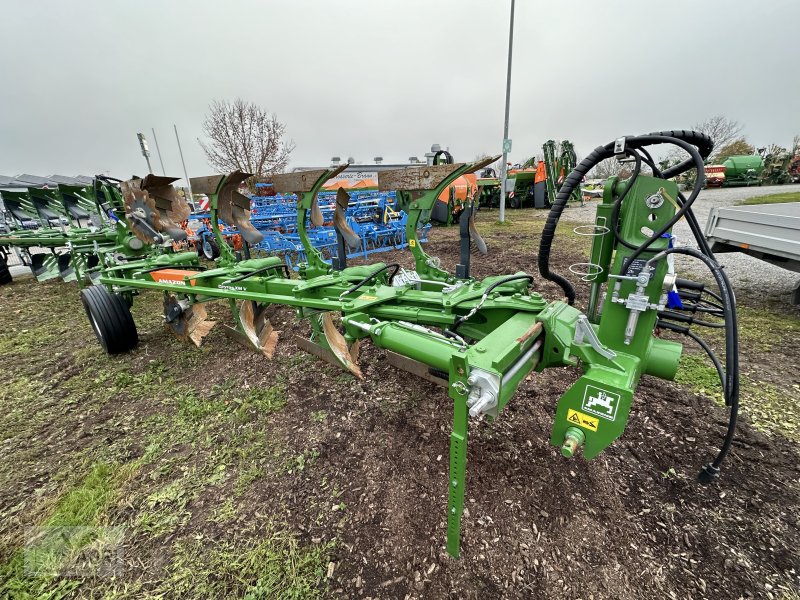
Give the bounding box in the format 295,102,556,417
568,412,581,424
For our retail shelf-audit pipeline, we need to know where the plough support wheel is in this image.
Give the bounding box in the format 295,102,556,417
80,286,138,354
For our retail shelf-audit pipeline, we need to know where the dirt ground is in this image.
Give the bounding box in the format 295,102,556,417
1,209,798,599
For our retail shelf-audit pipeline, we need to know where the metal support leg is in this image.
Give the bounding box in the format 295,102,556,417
332,226,347,271
455,206,471,279
446,397,468,557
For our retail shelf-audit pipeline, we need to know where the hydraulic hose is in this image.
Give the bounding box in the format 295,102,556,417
340,263,400,299
538,145,612,304
450,274,533,333
537,130,713,303
540,130,739,482
645,246,739,481
617,136,706,274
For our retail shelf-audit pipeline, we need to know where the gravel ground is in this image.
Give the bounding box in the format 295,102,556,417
566,184,800,305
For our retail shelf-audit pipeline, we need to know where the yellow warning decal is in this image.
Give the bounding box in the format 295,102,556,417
409,239,416,247
357,294,378,301
567,409,599,432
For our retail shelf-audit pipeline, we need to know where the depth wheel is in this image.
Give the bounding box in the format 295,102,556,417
202,238,220,260
80,286,139,354
0,255,12,285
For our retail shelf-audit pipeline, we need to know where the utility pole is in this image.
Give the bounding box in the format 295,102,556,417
136,132,153,174
151,128,166,175
173,124,193,200
498,0,516,223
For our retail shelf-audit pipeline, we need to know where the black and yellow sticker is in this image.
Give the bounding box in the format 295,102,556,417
567,408,599,432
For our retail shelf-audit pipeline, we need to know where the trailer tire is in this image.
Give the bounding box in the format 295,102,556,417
80,286,139,354
0,255,11,285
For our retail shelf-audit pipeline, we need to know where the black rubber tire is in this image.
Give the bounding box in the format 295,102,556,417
509,195,521,209
80,286,139,354
202,237,220,260
0,255,11,285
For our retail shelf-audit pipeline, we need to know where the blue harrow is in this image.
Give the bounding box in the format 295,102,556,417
186,189,429,270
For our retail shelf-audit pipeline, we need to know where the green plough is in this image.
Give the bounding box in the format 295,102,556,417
0,175,156,285
4,130,741,558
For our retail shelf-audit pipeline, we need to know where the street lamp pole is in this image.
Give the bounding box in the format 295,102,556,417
151,128,167,175
136,132,153,174
173,124,193,200
498,0,516,223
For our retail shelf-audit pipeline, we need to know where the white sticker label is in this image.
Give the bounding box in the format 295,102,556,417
581,385,621,421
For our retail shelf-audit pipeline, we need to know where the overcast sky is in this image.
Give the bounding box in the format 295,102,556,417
1,0,797,184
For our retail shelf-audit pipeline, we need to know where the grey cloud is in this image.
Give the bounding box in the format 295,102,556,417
1,0,797,183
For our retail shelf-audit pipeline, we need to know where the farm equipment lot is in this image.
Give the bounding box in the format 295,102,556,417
1,211,799,598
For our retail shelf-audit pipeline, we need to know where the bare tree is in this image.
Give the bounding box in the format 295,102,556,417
474,153,503,176
199,99,295,179
663,115,743,164
589,157,651,179
589,158,625,179
700,116,744,156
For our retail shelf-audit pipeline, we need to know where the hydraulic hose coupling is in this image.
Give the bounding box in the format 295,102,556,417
561,427,586,459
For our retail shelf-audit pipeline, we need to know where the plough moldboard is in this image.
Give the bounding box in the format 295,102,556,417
0,130,740,558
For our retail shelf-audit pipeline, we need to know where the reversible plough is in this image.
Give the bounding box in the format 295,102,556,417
3,130,740,558
0,176,160,284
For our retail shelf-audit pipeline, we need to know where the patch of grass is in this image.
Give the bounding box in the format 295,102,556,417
232,386,287,422
234,465,264,497
151,530,332,599
311,410,327,423
135,477,194,536
0,376,48,436
173,383,287,424
737,191,800,205
285,450,320,474
209,499,237,524
676,353,799,440
175,388,227,422
0,460,141,598
675,354,724,403
699,306,800,352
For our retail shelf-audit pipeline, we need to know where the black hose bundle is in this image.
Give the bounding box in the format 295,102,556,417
538,130,713,303
537,130,738,482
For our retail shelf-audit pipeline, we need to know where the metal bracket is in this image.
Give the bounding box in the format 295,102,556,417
466,368,500,418
614,137,636,163
573,315,617,360
613,137,626,157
